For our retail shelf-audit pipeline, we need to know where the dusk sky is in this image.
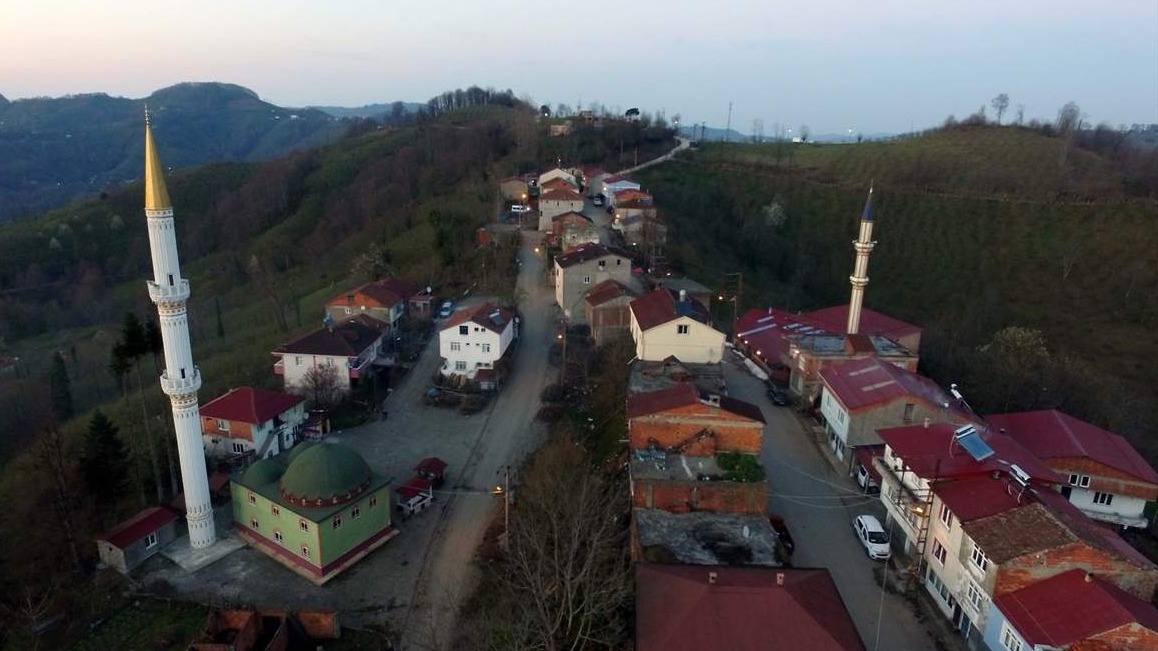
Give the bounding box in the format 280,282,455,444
3,0,1156,135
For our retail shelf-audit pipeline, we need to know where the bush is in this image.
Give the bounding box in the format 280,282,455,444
716,452,765,483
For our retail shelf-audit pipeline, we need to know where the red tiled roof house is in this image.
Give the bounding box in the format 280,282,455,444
200,387,307,460
630,289,724,364
96,506,180,574
324,278,421,333
272,315,387,398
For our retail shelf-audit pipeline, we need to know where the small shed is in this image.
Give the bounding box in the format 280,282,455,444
95,506,180,574
395,476,435,515
414,457,448,487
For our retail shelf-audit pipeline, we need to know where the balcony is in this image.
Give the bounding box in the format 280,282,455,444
273,360,284,376
347,356,369,379
147,279,190,304
874,456,931,543
160,367,201,395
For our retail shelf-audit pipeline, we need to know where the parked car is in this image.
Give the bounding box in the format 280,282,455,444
592,195,605,206
438,300,455,319
766,386,790,406
853,515,891,560
856,463,880,494
510,204,531,213
768,514,795,557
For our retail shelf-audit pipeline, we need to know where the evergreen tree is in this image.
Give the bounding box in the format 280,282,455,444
48,351,74,422
215,297,225,339
81,410,129,508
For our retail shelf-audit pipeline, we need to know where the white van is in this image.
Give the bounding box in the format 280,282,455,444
853,515,891,560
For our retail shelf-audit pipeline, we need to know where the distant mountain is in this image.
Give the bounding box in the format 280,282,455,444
308,101,425,119
678,125,749,142
0,82,348,222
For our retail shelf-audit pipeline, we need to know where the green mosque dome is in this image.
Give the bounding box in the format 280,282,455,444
279,443,372,508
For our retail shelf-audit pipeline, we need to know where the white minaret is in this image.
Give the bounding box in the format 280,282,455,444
143,111,216,548
846,185,876,335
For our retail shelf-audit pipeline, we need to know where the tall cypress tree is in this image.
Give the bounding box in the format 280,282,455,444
48,350,74,422
81,410,129,509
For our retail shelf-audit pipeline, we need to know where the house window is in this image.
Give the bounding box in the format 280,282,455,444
299,519,309,532
455,361,467,371
450,342,461,351
970,545,988,573
249,517,261,530
369,496,378,509
583,275,592,284
274,530,284,545
1094,491,1114,505
344,307,351,315
598,260,606,269
233,442,246,454
932,539,947,565
216,419,231,431
965,580,987,611
616,259,622,265
144,532,158,549
481,343,491,353
352,506,361,520
332,515,343,530
301,545,311,559
247,492,257,506
459,325,469,335
902,403,915,424
677,324,690,335
939,503,953,528
1069,474,1091,488
999,623,1024,651
271,505,281,517
294,356,302,366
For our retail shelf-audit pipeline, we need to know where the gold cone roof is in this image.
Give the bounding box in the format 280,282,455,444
144,114,171,211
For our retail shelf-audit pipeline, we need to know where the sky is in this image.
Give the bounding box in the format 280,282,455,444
2,0,1156,136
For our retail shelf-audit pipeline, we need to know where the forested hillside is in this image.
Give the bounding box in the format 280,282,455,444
639,124,1158,461
0,82,348,221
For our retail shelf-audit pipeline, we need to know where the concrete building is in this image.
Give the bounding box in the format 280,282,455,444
537,188,585,230
553,243,634,324
786,332,918,402
629,288,724,364
272,315,386,396
437,302,517,381
538,167,578,189
499,176,529,203
324,278,421,333
141,113,216,548
583,280,638,346
96,506,180,574
231,442,398,584
200,387,306,460
987,409,1158,528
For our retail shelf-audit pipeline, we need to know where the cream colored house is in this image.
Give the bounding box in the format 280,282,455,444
629,289,724,364
538,188,585,230
553,243,634,324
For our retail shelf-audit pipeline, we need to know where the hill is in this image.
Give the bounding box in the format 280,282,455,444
636,124,1158,460
308,101,425,119
0,82,348,221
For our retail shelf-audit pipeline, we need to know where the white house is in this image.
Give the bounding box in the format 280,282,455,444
538,188,586,231
628,288,724,364
986,410,1158,528
200,387,307,459
600,175,640,201
538,167,578,189
439,303,518,379
273,314,386,396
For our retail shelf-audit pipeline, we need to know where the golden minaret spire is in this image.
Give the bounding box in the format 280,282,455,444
143,106,172,211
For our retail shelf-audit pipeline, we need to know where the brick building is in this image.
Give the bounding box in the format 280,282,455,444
627,383,764,456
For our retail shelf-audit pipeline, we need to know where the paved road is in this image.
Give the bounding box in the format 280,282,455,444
401,231,556,649
615,136,690,176
721,354,938,651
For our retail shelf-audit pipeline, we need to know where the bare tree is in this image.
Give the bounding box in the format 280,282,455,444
1015,103,1025,126
991,93,1010,125
35,428,83,573
1056,101,1082,134
298,364,342,409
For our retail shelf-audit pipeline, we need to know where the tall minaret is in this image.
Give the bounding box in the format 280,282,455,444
846,185,876,335
143,110,216,548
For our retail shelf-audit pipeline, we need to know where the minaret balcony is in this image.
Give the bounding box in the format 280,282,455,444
148,279,190,304
160,367,202,396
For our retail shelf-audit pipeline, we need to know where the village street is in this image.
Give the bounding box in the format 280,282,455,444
721,356,939,651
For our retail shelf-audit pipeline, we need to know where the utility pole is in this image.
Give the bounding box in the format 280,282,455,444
725,101,733,143
492,466,511,550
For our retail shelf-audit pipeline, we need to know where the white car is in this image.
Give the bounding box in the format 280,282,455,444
510,204,531,213
855,464,880,494
853,515,891,560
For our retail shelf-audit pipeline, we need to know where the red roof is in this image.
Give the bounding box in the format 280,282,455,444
613,189,652,203
540,188,584,202
932,476,1024,523
328,277,420,311
277,314,386,357
878,423,1063,483
200,387,304,425
635,564,865,651
819,357,962,413
734,307,828,363
805,305,921,342
584,279,636,307
986,410,1158,485
554,242,631,269
627,383,764,424
415,457,447,475
994,569,1158,647
853,445,884,482
630,288,712,331
394,475,434,499
99,507,179,549
440,302,516,335
541,177,577,191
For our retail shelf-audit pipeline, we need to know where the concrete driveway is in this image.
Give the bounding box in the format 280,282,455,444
721,355,938,651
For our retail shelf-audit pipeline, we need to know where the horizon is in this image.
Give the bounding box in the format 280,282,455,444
2,1,1156,136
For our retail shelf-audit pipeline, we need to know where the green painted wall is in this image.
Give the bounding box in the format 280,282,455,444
318,486,393,566
233,489,321,568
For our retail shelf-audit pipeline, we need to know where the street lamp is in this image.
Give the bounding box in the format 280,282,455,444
491,466,511,549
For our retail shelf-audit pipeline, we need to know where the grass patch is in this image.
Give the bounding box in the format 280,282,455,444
71,599,209,651
716,452,765,483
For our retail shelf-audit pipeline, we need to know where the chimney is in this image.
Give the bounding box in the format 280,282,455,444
846,185,876,335
776,572,785,586
708,571,718,585
679,289,687,303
